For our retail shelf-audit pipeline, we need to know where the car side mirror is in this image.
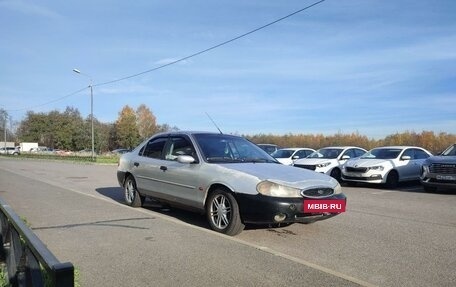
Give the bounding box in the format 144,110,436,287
401,155,411,161
292,155,300,160
341,155,350,160
177,155,196,164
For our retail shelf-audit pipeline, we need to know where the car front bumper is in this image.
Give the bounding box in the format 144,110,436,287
420,172,456,189
341,172,385,184
234,193,346,224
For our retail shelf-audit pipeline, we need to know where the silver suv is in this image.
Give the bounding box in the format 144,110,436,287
0,147,20,155
421,144,456,192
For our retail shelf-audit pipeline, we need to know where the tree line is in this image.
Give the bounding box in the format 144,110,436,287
2,106,454,154
246,131,456,154
12,105,176,153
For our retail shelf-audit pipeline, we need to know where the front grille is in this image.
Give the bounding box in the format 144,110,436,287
430,163,456,174
346,166,368,173
294,164,316,171
301,188,333,198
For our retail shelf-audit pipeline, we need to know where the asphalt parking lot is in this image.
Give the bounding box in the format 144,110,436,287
0,158,455,287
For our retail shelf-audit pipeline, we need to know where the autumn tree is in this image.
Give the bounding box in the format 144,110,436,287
115,105,140,149
136,104,157,140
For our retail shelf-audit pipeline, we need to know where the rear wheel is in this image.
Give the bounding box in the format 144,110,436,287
206,189,244,236
124,176,144,207
385,171,399,189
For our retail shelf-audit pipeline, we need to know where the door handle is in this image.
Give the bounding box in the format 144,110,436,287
134,162,139,167
160,166,168,171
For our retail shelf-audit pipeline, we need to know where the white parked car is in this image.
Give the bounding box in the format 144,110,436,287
271,148,315,165
293,146,367,181
341,146,432,188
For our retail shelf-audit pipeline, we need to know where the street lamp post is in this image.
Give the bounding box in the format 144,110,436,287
73,69,95,160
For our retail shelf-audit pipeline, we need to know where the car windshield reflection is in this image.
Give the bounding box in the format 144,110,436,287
194,134,277,164
308,148,343,159
361,148,402,159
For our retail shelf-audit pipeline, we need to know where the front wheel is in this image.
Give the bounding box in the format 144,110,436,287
124,176,145,207
206,189,245,236
385,171,399,189
330,168,342,182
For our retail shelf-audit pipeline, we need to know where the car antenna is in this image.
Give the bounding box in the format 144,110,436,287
205,112,223,134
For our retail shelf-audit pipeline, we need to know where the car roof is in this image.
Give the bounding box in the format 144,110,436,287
278,147,314,151
318,146,365,150
371,146,424,149
152,131,224,137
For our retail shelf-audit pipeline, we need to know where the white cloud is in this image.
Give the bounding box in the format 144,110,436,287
0,0,62,19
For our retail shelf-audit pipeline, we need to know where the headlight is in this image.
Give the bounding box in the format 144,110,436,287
256,181,301,198
368,165,384,171
316,162,331,168
334,183,342,194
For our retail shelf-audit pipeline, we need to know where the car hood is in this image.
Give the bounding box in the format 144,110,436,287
294,158,335,165
219,162,338,189
345,158,390,167
424,156,456,165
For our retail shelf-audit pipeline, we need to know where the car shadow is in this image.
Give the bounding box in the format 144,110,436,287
96,187,125,203
95,187,211,229
95,187,288,232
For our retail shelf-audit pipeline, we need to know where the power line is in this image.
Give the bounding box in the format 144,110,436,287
6,0,326,112
94,0,326,87
7,86,88,112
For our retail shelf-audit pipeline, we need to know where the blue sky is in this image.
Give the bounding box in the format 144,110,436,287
1,0,455,139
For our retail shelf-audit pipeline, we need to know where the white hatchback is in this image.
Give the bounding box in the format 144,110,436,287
293,146,367,181
341,146,432,188
271,148,315,166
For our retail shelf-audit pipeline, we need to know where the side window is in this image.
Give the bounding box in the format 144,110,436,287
355,149,366,157
343,149,355,159
295,150,307,159
414,149,430,160
402,149,414,159
141,137,167,159
165,136,196,161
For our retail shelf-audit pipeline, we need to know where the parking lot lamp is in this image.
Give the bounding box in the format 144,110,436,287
72,68,95,160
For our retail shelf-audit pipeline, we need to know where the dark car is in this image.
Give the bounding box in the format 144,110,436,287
117,131,346,235
421,144,456,192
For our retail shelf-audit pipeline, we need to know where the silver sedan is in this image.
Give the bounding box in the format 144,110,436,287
117,131,346,235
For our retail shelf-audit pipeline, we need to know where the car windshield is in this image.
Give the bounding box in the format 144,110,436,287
271,149,294,158
441,144,456,156
308,148,343,159
194,134,277,163
361,148,402,159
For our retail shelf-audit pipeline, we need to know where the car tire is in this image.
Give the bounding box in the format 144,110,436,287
385,170,399,189
124,176,144,207
206,189,245,236
330,168,342,182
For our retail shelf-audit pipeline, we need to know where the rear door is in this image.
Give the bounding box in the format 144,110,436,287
133,136,170,198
